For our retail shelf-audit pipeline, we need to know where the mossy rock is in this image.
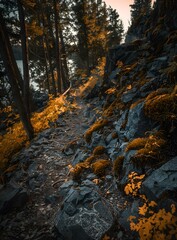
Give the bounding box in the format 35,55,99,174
129,133,167,168
144,90,177,124
91,159,110,176
113,156,124,177
93,146,106,156
84,119,108,143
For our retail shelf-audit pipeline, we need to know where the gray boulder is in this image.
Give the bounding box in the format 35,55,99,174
72,149,90,166
55,182,115,240
121,87,139,103
0,184,28,214
124,102,152,140
142,157,177,199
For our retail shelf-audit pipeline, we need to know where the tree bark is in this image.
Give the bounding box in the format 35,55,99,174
43,8,57,96
17,0,31,117
0,12,34,140
59,27,70,89
53,0,62,93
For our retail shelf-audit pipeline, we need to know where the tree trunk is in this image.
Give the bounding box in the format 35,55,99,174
53,0,62,93
59,27,70,90
17,0,31,117
0,12,34,140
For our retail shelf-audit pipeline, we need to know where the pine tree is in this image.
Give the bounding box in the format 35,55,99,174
107,6,124,47
126,0,152,41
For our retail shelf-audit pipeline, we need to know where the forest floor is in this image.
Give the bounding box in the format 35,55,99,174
0,96,99,239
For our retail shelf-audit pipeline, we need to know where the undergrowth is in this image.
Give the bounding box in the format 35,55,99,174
0,95,75,169
125,172,177,240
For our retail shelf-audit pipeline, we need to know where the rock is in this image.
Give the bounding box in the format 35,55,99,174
87,173,97,181
59,180,78,197
121,88,139,103
90,132,106,148
45,194,59,205
120,150,142,186
55,183,115,240
119,199,141,235
0,184,28,214
142,156,177,200
124,102,153,140
72,149,90,166
114,110,129,142
109,68,121,82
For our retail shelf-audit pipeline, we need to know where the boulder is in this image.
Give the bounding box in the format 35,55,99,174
72,149,90,166
55,181,115,240
0,184,28,214
124,102,153,140
142,157,177,200
121,87,139,103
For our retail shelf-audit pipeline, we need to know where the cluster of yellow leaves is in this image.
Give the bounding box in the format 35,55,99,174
129,202,177,240
0,95,75,169
124,172,145,196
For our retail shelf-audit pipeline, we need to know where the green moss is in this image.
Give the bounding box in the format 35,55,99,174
91,159,110,176
113,156,124,177
93,146,106,156
84,119,108,143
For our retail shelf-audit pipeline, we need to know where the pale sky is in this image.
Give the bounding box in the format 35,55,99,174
104,0,155,32
104,0,134,31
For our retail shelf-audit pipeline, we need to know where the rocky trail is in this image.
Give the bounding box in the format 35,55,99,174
0,96,131,240
0,97,98,239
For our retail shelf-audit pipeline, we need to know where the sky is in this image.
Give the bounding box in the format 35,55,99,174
104,0,155,32
104,0,134,31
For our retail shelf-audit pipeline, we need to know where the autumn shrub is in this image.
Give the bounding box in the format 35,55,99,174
93,146,106,156
113,156,124,177
91,159,110,176
144,90,177,125
84,119,109,143
124,172,145,197
130,133,166,167
129,202,177,240
125,172,177,239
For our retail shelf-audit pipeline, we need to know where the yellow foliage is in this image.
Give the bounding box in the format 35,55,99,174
124,172,145,196
0,95,75,169
129,133,166,167
129,202,177,240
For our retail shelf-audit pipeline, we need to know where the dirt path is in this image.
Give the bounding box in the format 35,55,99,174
0,98,100,240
